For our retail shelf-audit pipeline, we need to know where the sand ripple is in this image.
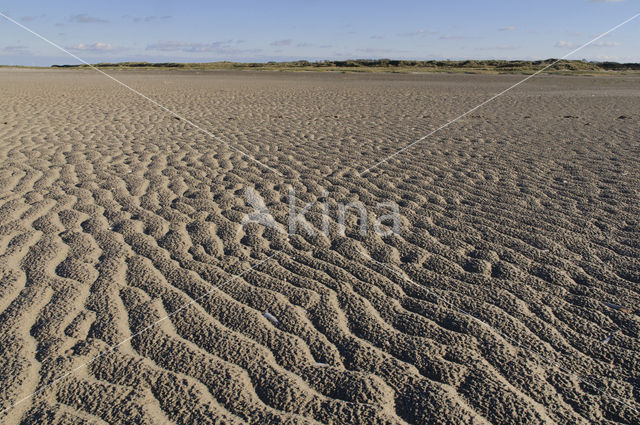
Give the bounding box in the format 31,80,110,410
0,69,639,424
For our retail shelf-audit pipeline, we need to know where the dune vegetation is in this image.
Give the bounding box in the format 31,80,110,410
49,58,640,74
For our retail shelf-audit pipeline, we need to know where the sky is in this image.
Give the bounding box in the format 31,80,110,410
1,0,639,66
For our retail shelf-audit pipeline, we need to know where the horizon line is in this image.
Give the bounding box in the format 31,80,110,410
2,57,640,69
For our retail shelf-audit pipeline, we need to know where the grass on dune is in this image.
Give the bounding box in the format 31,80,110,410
47,59,640,75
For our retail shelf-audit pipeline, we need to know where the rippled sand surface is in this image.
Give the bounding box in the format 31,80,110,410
1,69,639,424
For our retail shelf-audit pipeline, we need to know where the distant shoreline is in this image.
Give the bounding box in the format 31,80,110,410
3,59,640,75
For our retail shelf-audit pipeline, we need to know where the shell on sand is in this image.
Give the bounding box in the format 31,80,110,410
263,312,280,326
601,330,620,345
603,302,632,314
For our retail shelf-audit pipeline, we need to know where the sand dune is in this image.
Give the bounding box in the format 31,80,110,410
0,69,639,424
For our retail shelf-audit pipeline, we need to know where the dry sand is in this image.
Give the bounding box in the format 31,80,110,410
0,68,639,424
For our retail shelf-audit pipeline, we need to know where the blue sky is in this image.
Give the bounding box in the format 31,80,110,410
1,0,638,66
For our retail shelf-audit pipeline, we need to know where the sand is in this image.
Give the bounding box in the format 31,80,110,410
0,68,639,424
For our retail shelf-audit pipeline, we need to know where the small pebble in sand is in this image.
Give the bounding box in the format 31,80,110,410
601,330,619,344
65,348,74,356
603,302,631,314
263,312,280,326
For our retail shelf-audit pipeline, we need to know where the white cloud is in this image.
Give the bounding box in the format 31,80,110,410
270,39,293,47
586,54,621,61
68,42,119,52
592,41,621,47
440,35,470,40
398,29,437,37
130,15,171,23
555,40,576,48
555,39,620,49
146,40,255,55
69,14,107,23
356,47,397,54
477,45,520,51
21,15,45,22
2,45,30,54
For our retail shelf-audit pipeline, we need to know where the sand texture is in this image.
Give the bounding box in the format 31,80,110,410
0,69,639,424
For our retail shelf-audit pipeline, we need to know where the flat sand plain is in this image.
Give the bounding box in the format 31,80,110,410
0,69,639,424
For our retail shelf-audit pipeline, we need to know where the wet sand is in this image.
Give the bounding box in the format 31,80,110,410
0,69,639,424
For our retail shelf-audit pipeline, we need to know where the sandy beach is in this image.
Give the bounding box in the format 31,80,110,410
0,68,639,424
